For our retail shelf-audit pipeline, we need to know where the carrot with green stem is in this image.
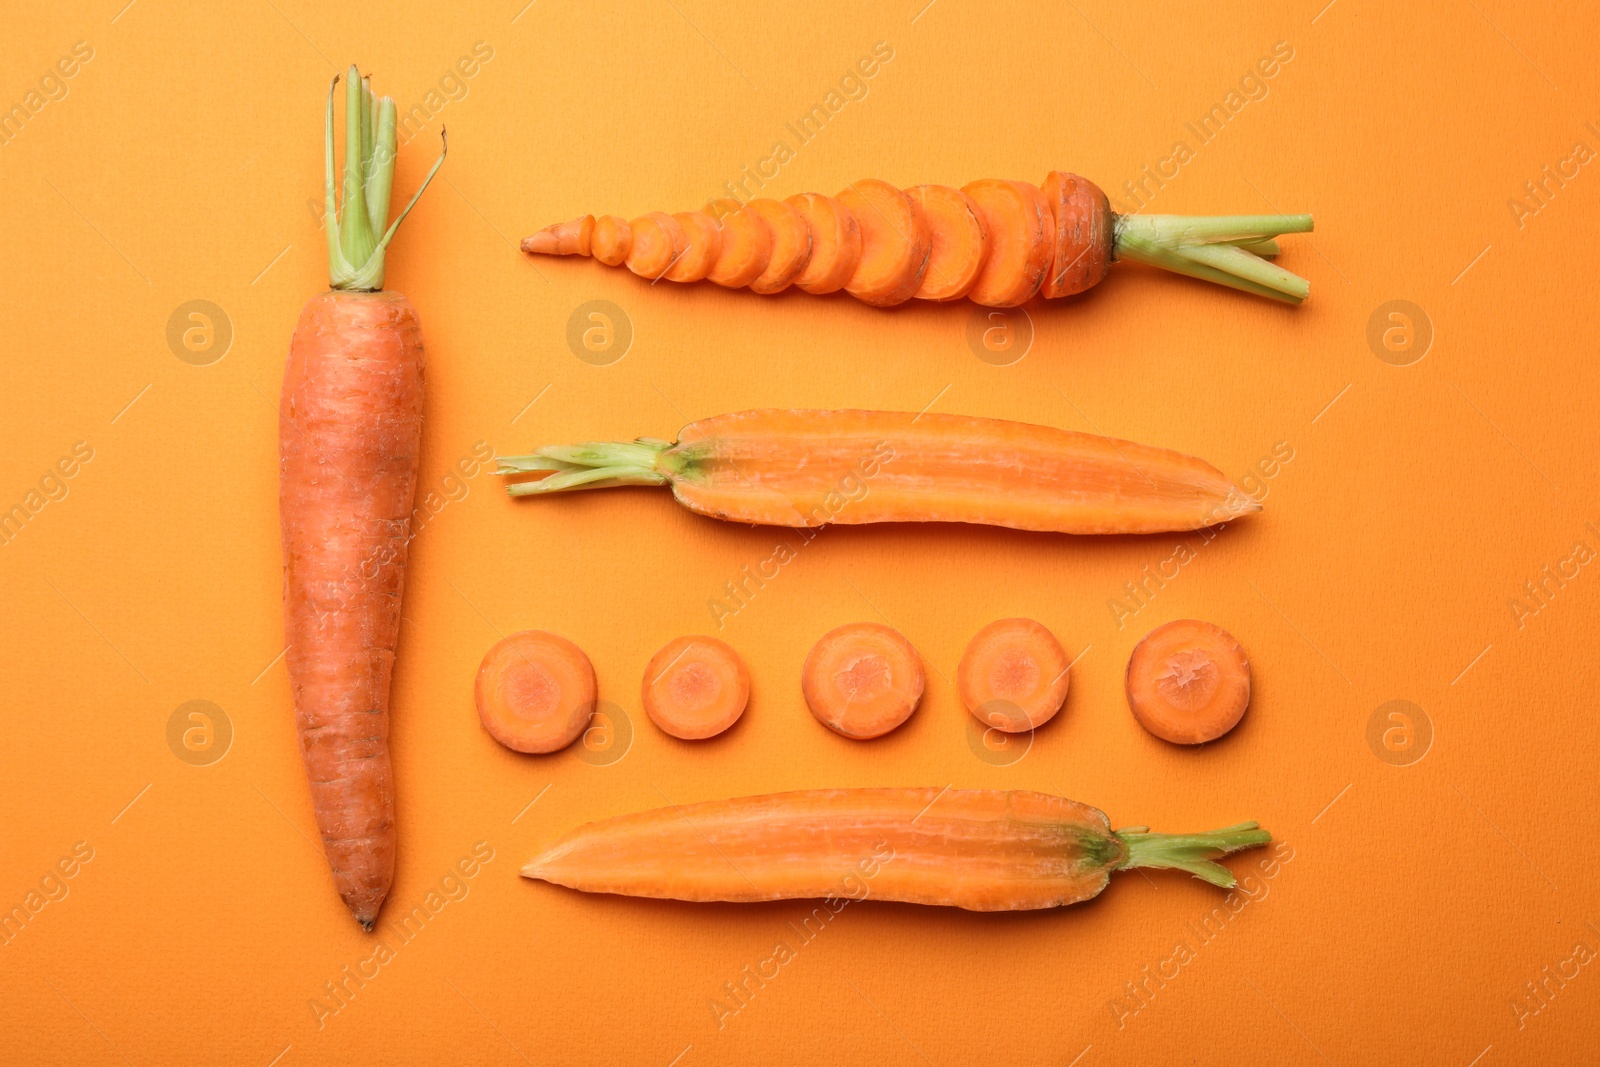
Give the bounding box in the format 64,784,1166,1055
498,409,1259,536
279,67,445,929
523,788,1271,909
523,172,1312,304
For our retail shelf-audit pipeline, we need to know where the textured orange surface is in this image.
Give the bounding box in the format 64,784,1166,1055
3,2,1597,1064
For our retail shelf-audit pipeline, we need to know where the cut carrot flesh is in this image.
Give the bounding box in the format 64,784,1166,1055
1125,620,1251,745
642,635,750,740
475,630,598,754
591,215,633,266
786,193,862,295
962,179,1053,307
802,622,925,739
743,198,813,294
835,179,931,307
957,618,1070,732
906,185,988,301
1039,171,1113,298
625,211,687,279
665,211,721,282
705,205,773,288
521,215,593,256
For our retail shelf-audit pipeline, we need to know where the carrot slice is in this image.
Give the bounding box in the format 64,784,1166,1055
802,622,925,739
743,198,812,294
475,630,598,754
625,212,687,280
786,193,862,295
1039,171,1113,298
520,214,593,256
957,618,1070,732
663,211,721,282
906,185,988,301
705,204,775,289
642,635,750,740
591,215,632,266
835,179,931,307
1125,620,1251,745
962,179,1053,307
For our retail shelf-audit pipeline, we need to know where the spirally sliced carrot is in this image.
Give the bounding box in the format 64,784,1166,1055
520,214,593,256
642,635,750,740
591,215,632,266
704,203,773,288
906,184,988,301
1125,620,1251,744
523,787,1273,908
786,193,862,294
500,409,1260,536
957,618,1070,732
743,198,812,294
962,179,1053,307
625,212,687,280
664,211,721,282
476,630,598,754
835,179,931,306
1039,171,1113,298
802,622,925,739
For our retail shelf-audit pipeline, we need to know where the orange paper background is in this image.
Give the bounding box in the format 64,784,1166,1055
3,2,1598,1064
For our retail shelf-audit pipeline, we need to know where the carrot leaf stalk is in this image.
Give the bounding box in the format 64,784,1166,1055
324,65,447,292
497,438,675,494
1112,213,1313,303
1114,821,1272,888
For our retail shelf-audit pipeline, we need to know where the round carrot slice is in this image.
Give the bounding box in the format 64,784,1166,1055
664,211,722,282
906,184,988,301
957,618,1070,732
591,215,633,266
642,635,750,739
705,204,774,289
625,211,687,280
744,198,812,294
475,630,598,754
786,192,862,295
802,622,925,739
962,179,1053,307
835,179,932,307
1125,620,1251,745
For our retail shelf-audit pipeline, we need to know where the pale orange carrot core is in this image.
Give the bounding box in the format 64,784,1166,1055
1125,620,1251,744
642,635,750,740
476,630,598,754
802,622,925,739
957,618,1071,732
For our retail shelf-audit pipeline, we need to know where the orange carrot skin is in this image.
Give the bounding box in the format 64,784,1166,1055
524,788,1125,910
1040,172,1113,298
280,290,424,929
660,409,1256,535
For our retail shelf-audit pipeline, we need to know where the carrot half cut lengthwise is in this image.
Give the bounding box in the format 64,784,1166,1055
282,68,445,929
802,623,925,739
522,788,1272,910
957,618,1071,733
498,409,1260,536
1126,620,1251,744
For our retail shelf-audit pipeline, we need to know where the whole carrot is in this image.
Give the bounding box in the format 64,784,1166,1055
524,173,1312,304
280,68,444,929
523,788,1270,910
498,409,1258,536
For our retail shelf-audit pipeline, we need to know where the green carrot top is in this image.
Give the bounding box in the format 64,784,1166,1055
323,66,447,291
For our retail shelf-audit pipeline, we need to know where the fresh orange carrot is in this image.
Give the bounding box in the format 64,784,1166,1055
906,184,988,301
642,635,750,740
523,175,1313,303
957,618,1071,732
665,210,721,282
962,179,1053,307
520,214,592,256
591,215,632,266
1039,171,1113,298
523,787,1272,908
704,200,774,289
281,69,445,929
835,179,931,306
802,622,924,739
1126,620,1251,744
625,211,686,280
476,630,598,754
499,409,1259,536
743,198,812,294
786,192,861,294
